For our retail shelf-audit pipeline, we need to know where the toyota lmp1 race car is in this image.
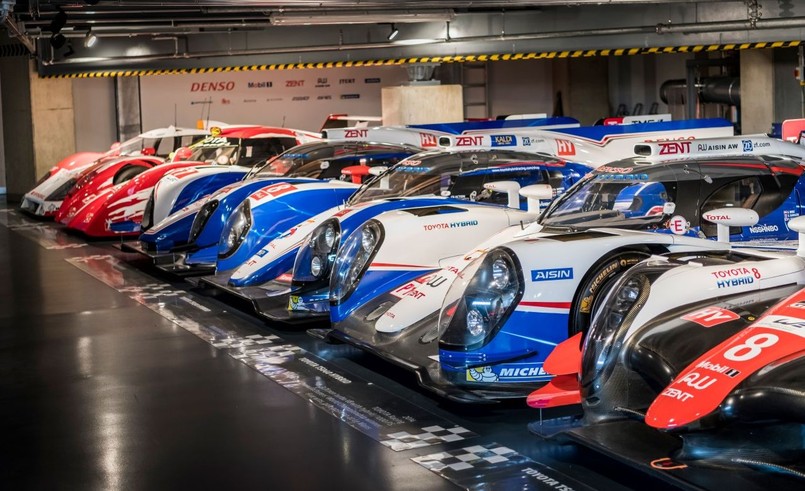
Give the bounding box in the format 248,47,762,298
137,116,584,272
318,136,805,402
56,125,319,238
525,217,805,483
20,126,209,218
196,118,735,312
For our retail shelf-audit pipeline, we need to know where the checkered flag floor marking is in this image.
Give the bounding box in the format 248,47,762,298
413,444,518,471
381,425,475,451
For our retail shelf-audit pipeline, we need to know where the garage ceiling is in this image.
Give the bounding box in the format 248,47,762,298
1,1,804,76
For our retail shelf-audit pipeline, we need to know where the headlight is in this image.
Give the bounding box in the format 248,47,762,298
218,199,251,259
439,248,523,351
45,178,77,201
329,220,384,304
141,191,155,231
294,219,342,283
580,270,651,395
188,199,219,243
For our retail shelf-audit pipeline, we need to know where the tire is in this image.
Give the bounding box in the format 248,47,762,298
569,250,650,336
113,165,148,185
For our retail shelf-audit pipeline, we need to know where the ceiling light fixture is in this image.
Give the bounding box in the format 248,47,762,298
387,24,399,41
270,10,455,26
84,29,98,48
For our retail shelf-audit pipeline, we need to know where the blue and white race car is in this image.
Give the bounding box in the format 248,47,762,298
322,136,805,402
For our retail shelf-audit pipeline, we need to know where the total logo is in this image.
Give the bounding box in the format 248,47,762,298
749,224,779,234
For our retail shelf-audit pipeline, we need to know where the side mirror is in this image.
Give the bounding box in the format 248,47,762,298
702,207,759,243
789,216,805,257
519,184,553,214
173,147,192,161
141,147,156,156
341,165,370,184
484,180,521,209
369,166,390,189
319,161,330,170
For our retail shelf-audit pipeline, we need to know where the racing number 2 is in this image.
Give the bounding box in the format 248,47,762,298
723,333,779,362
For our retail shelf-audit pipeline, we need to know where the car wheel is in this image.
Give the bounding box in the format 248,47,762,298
113,165,148,185
569,250,650,336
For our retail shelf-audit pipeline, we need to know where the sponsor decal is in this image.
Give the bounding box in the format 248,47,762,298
249,182,297,201
364,77,381,83
790,301,805,309
467,365,549,383
422,220,478,231
243,99,257,103
167,168,199,180
340,94,361,100
659,141,691,155
266,97,283,102
597,166,633,174
521,136,534,146
742,139,753,152
221,98,231,105
711,267,762,280
420,133,437,147
695,142,739,152
292,96,310,101
391,283,426,300
531,268,573,282
668,215,688,235
556,139,575,156
696,360,740,378
344,129,369,138
682,307,740,328
749,223,779,234
491,134,516,147
339,78,355,84
702,212,731,221
247,81,273,88
659,387,694,402
315,77,330,88
415,273,448,288
455,135,484,146
317,95,332,101
191,81,235,92
286,80,305,88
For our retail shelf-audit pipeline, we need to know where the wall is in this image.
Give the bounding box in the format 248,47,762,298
741,49,775,135
139,66,409,132
29,64,75,182
73,78,117,151
487,60,554,119
773,47,803,122
0,56,34,199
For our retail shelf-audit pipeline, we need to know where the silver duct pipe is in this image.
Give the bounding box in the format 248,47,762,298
656,16,805,34
660,78,741,106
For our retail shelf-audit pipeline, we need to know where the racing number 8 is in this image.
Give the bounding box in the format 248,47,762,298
723,333,779,362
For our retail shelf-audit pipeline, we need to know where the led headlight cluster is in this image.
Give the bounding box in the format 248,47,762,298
329,220,384,304
294,219,341,284
45,178,77,201
439,248,523,351
218,199,251,259
141,191,155,231
581,270,652,391
188,199,219,243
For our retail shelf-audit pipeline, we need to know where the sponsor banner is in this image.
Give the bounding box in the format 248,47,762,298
66,253,477,452
414,443,594,491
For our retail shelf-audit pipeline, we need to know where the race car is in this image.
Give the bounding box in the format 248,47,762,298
20,126,209,217
321,136,805,402
525,217,805,476
139,117,583,273
57,126,319,238
199,118,736,302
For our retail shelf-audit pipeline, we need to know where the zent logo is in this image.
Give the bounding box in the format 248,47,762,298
344,129,368,138
682,307,740,328
531,268,573,282
286,80,305,87
455,136,484,146
658,141,691,155
556,139,575,156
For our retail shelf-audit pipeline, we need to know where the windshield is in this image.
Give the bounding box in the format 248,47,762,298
188,144,240,164
540,170,676,229
252,142,343,178
347,150,561,206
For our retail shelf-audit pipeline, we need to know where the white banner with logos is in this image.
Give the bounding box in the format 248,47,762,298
140,66,409,133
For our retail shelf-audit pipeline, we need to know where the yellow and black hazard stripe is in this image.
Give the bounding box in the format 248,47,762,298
47,40,802,79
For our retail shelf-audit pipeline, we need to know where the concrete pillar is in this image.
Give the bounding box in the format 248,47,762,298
741,49,775,135
381,84,463,125
30,63,75,185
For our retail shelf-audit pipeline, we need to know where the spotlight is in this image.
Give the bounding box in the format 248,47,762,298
84,30,98,48
387,23,399,41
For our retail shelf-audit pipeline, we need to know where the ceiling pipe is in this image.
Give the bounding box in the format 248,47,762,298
40,14,805,68
656,16,805,34
1,0,36,54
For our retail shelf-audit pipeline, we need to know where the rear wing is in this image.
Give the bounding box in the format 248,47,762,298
324,116,581,149
438,118,735,166
634,136,805,161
